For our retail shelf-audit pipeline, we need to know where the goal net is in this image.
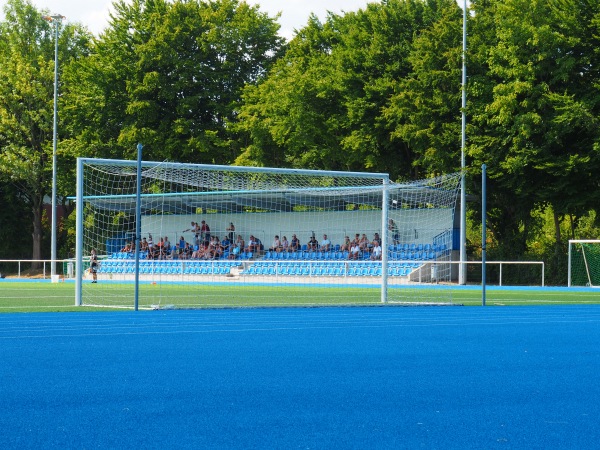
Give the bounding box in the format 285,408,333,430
568,240,600,288
75,158,460,308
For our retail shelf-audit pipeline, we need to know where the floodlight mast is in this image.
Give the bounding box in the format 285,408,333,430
459,0,468,285
43,14,65,277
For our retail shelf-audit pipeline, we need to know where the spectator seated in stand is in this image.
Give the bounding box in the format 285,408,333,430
320,234,332,252
281,236,290,252
156,237,165,259
359,233,370,252
370,241,382,260
254,237,263,255
307,235,318,251
181,242,192,259
349,242,360,260
229,235,245,259
247,235,260,253
221,236,231,254
192,243,205,259
210,236,223,259
269,235,282,253
290,234,300,252
340,236,351,252
168,244,180,260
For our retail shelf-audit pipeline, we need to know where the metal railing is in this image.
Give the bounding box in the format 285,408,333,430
0,259,74,280
0,258,545,286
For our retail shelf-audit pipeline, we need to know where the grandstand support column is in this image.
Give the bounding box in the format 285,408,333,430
381,176,390,303
459,0,468,285
75,158,83,306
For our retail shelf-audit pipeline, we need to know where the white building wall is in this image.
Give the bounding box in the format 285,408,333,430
142,209,452,249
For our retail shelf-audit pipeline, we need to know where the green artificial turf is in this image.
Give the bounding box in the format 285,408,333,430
0,281,598,313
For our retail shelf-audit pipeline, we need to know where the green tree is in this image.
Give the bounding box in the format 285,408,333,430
384,0,463,176
236,0,453,179
63,0,284,163
0,0,91,266
468,0,600,265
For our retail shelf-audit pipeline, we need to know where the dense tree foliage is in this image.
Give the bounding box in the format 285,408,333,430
467,0,600,281
236,0,459,179
63,0,284,163
0,0,91,265
2,0,600,284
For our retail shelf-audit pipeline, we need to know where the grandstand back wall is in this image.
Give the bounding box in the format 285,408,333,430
139,209,453,251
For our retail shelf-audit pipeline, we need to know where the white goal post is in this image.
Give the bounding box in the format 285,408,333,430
568,240,600,288
75,158,461,308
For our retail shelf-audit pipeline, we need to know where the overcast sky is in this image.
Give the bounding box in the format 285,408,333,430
5,1,468,40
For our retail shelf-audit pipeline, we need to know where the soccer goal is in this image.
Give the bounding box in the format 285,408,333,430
75,158,461,308
568,240,600,288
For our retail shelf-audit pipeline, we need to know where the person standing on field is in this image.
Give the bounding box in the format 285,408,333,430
90,249,98,283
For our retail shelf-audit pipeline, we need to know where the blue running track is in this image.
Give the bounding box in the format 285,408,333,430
1,306,599,449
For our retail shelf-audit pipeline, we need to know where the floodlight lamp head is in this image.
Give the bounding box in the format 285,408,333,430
43,14,65,22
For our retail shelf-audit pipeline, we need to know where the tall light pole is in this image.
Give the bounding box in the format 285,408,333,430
43,14,64,277
459,0,468,285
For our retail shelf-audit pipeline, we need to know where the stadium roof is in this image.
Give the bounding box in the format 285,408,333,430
85,184,455,215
